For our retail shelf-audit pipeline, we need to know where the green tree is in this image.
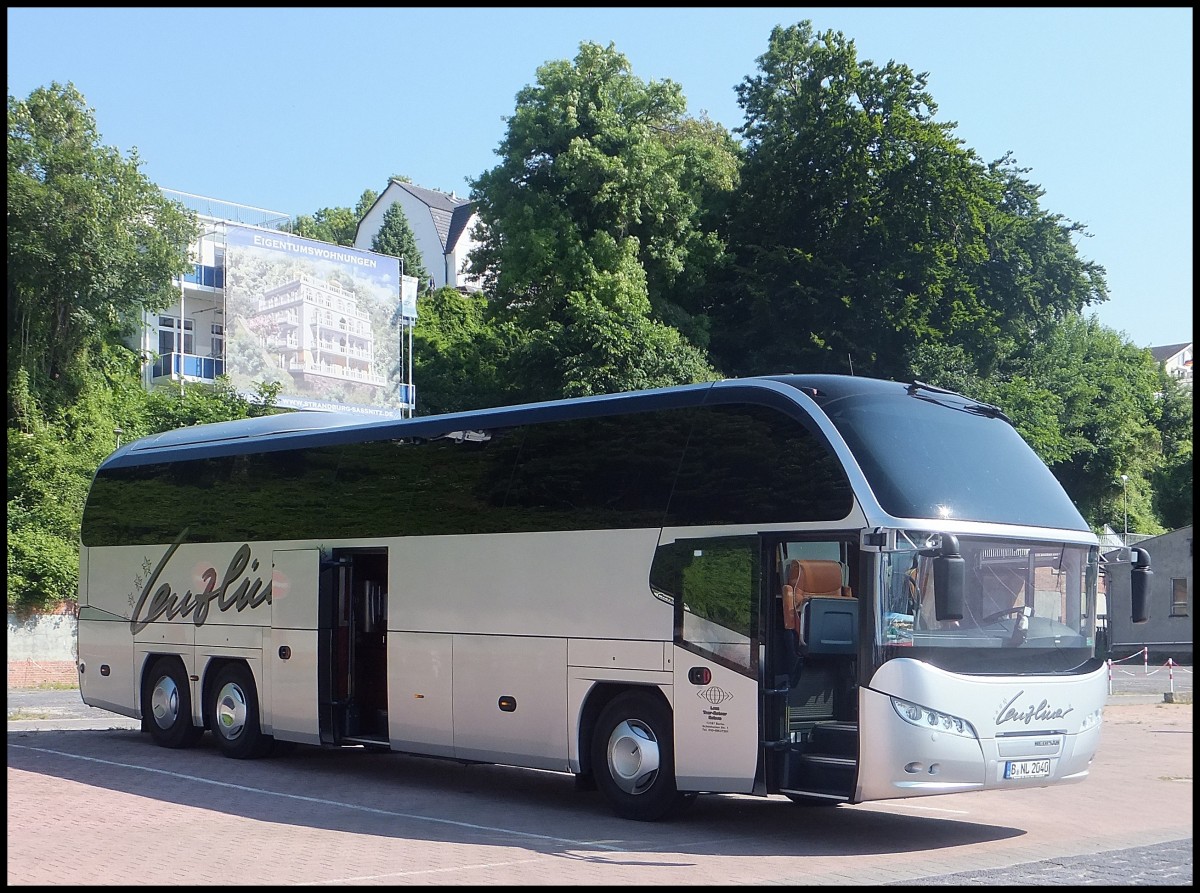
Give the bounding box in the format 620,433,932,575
1152,436,1193,531
411,286,512,414
1145,374,1193,531
290,189,378,245
7,82,197,610
715,23,1106,382
372,201,430,291
467,41,726,398
8,82,198,412
499,245,717,401
142,377,283,432
650,114,743,349
8,380,110,610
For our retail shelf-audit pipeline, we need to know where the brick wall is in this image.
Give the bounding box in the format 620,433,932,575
7,603,78,688
7,660,78,688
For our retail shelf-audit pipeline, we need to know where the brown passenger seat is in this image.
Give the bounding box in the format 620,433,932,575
782,559,852,633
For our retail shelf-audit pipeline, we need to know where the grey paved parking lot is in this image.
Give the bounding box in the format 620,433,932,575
8,668,1192,886
902,839,1192,885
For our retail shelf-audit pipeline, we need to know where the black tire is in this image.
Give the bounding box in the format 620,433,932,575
591,690,685,821
142,657,204,749
208,663,274,759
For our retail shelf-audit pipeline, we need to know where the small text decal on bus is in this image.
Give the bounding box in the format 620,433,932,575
129,533,272,634
698,686,733,734
995,690,1075,727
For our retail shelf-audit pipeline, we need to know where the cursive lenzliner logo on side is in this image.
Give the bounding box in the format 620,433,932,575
995,690,1075,727
129,531,272,634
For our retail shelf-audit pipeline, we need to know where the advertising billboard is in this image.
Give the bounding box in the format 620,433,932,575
222,224,412,416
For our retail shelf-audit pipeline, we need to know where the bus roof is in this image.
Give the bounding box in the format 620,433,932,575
100,375,972,470
106,379,718,468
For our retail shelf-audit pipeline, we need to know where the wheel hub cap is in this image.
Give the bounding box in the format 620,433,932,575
607,718,660,795
150,675,179,730
215,682,248,741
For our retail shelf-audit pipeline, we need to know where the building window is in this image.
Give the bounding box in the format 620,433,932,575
158,315,194,354
211,323,224,357
1170,578,1188,617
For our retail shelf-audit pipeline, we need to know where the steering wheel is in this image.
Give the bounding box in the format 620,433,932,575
981,605,1029,625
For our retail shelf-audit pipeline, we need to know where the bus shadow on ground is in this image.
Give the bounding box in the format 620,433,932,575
7,727,1023,860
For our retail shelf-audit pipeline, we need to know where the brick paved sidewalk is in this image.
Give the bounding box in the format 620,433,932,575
901,838,1193,886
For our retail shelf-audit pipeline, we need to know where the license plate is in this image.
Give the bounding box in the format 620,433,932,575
1005,759,1051,779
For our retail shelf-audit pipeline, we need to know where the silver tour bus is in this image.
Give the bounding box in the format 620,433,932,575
76,375,1152,820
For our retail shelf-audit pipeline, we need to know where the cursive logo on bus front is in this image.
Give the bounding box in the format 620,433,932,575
995,690,1075,727
129,532,272,634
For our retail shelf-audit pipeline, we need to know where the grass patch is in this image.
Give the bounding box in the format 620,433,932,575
31,681,79,690
7,710,55,721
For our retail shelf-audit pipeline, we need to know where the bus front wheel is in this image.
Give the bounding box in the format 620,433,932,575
142,657,204,749
208,663,274,759
591,690,685,821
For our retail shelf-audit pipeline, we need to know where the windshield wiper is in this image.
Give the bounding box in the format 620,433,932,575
906,381,1014,426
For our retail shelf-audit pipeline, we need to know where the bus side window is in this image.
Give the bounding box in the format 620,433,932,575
653,535,758,675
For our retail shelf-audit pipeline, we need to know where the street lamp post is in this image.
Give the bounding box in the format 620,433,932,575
1121,474,1129,545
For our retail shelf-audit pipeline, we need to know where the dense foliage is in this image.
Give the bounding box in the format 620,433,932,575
466,42,725,400
289,190,377,246
7,24,1191,613
713,24,1107,381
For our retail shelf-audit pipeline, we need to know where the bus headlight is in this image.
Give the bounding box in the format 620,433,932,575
891,697,977,739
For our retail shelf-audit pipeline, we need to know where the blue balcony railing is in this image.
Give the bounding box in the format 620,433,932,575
183,264,225,288
152,353,225,381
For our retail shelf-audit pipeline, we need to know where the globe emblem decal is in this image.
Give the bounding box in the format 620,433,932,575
698,686,733,705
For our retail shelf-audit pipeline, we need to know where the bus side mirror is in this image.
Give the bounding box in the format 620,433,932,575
933,534,965,621
1130,547,1152,624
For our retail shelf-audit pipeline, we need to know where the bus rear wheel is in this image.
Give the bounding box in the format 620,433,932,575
208,663,274,759
591,690,685,821
142,657,204,749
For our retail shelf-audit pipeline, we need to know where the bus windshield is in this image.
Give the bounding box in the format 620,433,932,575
878,532,1099,672
818,389,1089,529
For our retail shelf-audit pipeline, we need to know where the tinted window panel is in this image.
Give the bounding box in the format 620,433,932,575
652,535,758,675
82,411,690,545
81,457,236,546
82,401,852,546
332,430,522,537
503,411,691,531
666,404,853,527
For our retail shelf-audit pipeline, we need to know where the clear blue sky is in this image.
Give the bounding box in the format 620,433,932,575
7,7,1193,349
